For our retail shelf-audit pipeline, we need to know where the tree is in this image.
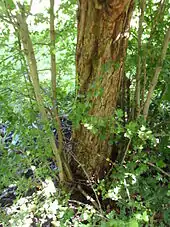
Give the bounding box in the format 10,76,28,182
0,0,73,183
0,0,170,225
0,0,169,184
0,0,134,182
72,0,134,179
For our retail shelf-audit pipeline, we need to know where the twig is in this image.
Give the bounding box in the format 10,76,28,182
143,26,170,120
147,162,170,178
38,68,51,72
70,150,103,213
77,184,99,210
0,53,18,65
69,199,108,220
121,138,131,164
0,15,12,24
147,0,166,46
124,179,130,201
49,0,72,182
33,42,50,46
141,57,146,109
28,0,33,14
3,0,17,26
135,0,146,118
69,199,89,207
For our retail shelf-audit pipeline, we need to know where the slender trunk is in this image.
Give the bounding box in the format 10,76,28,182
15,8,65,182
143,26,170,120
73,0,134,180
126,76,131,122
120,69,126,125
141,57,146,109
135,0,145,118
147,0,166,46
49,0,72,181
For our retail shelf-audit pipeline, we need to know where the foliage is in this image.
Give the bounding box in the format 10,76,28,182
0,0,169,226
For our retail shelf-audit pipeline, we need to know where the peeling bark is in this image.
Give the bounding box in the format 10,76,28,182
73,0,134,179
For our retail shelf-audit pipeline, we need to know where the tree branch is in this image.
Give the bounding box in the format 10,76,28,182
135,0,146,118
50,0,72,181
143,26,170,120
15,3,65,182
147,162,170,178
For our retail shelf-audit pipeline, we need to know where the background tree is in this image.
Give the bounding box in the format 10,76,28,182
72,0,134,179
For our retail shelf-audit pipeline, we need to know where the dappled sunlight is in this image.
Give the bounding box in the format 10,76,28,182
0,0,169,226
3,177,61,226
41,178,56,198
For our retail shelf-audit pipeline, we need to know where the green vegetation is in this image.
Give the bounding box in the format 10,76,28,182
0,0,169,226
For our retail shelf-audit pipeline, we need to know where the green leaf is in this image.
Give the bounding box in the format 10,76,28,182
6,0,15,10
142,211,149,222
128,219,139,227
116,109,123,118
156,160,166,168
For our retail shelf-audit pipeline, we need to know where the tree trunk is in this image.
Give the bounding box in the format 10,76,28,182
73,0,134,180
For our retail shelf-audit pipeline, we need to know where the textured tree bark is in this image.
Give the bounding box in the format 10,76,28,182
73,0,134,180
